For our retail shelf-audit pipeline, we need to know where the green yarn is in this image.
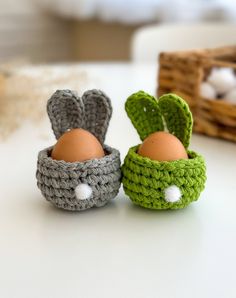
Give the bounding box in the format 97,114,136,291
125,91,164,141
122,91,207,210
125,91,193,147
122,146,206,210
158,93,193,148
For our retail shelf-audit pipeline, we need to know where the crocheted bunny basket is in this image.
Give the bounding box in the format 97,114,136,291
122,91,206,210
36,89,121,211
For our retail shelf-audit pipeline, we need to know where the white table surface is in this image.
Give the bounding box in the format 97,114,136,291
1,63,236,298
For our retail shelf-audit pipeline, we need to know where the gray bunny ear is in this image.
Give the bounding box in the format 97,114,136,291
47,89,84,139
82,89,112,144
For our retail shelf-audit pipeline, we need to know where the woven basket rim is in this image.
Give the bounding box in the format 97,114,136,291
126,145,205,170
38,144,120,170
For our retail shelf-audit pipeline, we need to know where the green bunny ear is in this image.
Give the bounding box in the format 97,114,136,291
125,91,164,141
158,93,193,148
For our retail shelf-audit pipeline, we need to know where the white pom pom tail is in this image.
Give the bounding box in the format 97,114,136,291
75,183,93,201
164,185,182,203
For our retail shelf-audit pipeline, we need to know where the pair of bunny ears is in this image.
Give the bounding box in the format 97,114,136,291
47,90,192,148
47,89,112,144
125,91,193,149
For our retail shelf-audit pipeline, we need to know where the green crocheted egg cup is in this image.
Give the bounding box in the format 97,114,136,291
122,91,207,210
122,147,206,209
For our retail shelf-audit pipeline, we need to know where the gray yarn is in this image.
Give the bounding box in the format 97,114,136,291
82,89,112,144
36,89,121,211
47,89,84,140
36,145,121,211
47,89,112,144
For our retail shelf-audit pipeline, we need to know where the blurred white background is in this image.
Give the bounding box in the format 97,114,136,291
1,0,236,62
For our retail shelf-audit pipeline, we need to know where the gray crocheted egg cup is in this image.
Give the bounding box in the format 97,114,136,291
36,89,121,211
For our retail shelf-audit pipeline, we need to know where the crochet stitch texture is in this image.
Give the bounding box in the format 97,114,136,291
122,91,206,210
36,89,121,211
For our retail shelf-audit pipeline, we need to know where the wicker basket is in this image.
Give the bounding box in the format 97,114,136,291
158,46,236,142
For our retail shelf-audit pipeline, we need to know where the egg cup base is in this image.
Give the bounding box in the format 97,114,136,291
122,145,206,210
36,144,121,211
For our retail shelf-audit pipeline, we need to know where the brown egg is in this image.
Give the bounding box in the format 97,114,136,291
51,128,105,162
138,131,188,162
